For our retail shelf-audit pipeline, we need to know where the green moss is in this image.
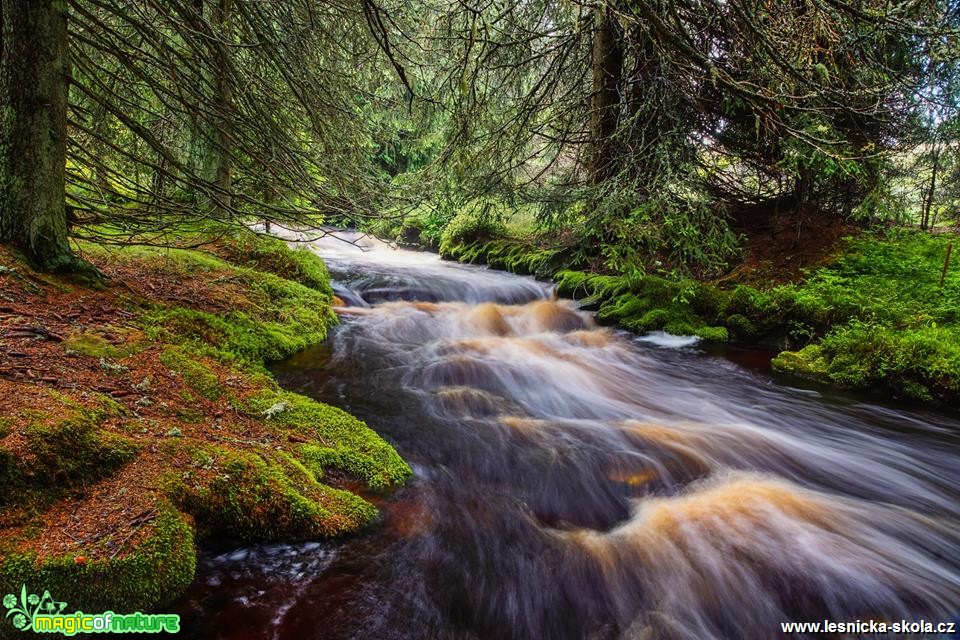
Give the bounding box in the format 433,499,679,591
466,239,563,276
765,231,960,399
773,322,960,402
218,231,333,295
555,270,592,297
144,301,332,364
63,332,119,358
0,447,18,490
690,325,729,342
772,344,830,378
690,283,728,319
597,293,649,322
723,285,778,329
438,207,506,256
247,390,411,490
173,447,377,540
95,239,336,364
622,308,666,332
725,313,757,338
0,502,195,612
159,347,222,401
1,400,140,499
62,330,140,359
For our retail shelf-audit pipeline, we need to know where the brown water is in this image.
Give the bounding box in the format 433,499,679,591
173,231,960,639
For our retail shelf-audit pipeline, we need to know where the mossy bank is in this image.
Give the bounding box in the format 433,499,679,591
439,220,960,404
0,230,410,617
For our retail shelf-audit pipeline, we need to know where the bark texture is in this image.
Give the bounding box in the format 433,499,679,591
0,0,82,271
589,5,623,185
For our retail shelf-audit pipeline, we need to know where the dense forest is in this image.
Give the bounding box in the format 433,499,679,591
2,1,958,266
1,0,959,638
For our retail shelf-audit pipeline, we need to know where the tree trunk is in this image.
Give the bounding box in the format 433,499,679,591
189,0,233,217
0,0,87,272
921,143,941,231
588,5,623,185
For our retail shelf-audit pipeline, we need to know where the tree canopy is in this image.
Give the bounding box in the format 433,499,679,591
1,0,958,274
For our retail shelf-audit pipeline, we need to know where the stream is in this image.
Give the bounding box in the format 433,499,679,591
173,231,960,639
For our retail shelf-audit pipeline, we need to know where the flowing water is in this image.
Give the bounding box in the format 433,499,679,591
174,230,960,639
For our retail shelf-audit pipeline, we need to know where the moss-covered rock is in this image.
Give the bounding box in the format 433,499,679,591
247,390,411,490
172,447,377,541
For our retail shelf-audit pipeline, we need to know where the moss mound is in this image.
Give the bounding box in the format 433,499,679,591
0,503,195,613
248,390,411,490
0,396,139,502
215,231,333,295
773,322,960,402
173,448,378,541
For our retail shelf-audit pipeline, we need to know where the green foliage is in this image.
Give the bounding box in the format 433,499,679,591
774,322,960,402
555,270,730,341
762,230,960,400
766,230,959,345
438,202,508,256
594,191,743,278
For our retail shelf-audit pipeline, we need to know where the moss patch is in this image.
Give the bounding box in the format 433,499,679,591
172,447,377,541
63,330,140,359
214,231,333,295
444,238,564,278
247,390,411,490
0,503,195,613
1,395,139,502
556,270,731,342
159,347,223,401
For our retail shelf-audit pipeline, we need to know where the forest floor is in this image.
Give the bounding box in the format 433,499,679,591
0,231,409,614
727,209,861,285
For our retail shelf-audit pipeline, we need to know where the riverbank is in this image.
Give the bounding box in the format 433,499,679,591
436,221,960,404
0,230,410,614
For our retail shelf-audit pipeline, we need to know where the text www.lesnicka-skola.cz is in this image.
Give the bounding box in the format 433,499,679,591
781,619,957,635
